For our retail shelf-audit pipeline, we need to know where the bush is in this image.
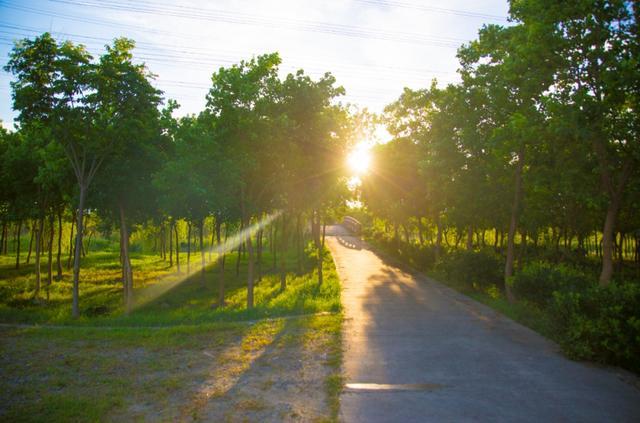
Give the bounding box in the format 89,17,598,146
511,261,594,308
551,281,640,373
436,249,504,290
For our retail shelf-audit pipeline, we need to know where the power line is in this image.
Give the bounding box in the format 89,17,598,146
45,0,465,48
0,23,459,82
354,0,509,22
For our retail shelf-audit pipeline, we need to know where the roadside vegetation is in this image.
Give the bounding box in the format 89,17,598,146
355,1,639,374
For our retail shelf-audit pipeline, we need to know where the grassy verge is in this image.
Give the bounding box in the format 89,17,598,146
427,268,557,340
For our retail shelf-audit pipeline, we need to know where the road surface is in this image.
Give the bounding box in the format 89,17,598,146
325,225,640,422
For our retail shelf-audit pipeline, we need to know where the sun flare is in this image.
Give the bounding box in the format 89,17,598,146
347,145,371,175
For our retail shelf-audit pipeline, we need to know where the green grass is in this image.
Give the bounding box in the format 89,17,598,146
0,240,341,326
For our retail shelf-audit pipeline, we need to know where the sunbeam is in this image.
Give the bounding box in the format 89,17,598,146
133,210,283,310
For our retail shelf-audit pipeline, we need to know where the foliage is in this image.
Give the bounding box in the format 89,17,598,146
551,281,640,372
510,261,594,308
436,249,504,291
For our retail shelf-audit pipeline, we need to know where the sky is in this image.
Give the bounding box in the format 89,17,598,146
0,0,511,132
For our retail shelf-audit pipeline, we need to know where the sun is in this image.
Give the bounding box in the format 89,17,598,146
347,145,371,175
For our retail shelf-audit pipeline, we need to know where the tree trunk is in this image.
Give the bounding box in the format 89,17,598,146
56,210,63,280
435,216,443,260
169,220,174,267
402,224,411,245
187,221,191,273
280,214,287,291
504,153,524,304
47,213,54,289
595,146,633,285
210,220,216,261
26,221,35,264
34,216,44,300
0,221,5,256
236,220,243,276
119,204,133,314
313,211,324,286
256,227,263,282
617,232,624,272
67,210,75,269
272,221,278,270
174,222,180,273
216,221,226,306
15,220,21,269
72,186,87,318
3,221,8,254
466,226,473,251
245,216,255,309
199,220,206,286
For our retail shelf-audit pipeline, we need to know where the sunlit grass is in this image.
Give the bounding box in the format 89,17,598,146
0,233,341,326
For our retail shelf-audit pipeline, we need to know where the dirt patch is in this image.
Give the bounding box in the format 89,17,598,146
0,315,341,422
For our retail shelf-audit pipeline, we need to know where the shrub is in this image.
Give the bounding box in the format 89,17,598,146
436,249,504,290
511,261,593,308
550,281,640,373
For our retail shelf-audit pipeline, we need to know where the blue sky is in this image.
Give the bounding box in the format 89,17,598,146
0,0,510,131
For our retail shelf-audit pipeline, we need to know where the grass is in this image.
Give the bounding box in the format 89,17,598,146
0,237,345,421
0,239,341,325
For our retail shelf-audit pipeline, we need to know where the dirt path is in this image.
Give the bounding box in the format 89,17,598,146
326,225,640,422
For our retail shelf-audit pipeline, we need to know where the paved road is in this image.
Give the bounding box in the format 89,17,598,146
325,225,640,423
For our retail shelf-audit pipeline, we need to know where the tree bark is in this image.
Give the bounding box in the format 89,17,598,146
72,186,87,318
595,145,633,285
245,216,255,309
26,221,34,265
56,210,63,280
47,213,54,290
0,221,5,256
216,221,226,306
34,216,44,300
187,221,192,273
313,211,324,286
280,214,287,291
67,210,75,269
256,227,263,282
169,220,173,266
174,222,180,273
235,220,243,276
199,219,206,286
15,220,21,269
119,204,133,314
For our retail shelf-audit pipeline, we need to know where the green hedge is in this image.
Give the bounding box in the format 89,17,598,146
436,249,504,290
551,281,640,372
510,261,593,308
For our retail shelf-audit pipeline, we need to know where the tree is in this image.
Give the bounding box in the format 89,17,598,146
88,38,164,313
205,53,281,308
511,0,639,284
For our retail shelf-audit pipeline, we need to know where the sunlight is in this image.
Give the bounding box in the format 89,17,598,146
347,144,371,175
133,210,282,310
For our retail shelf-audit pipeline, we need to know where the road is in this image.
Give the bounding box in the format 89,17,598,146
325,225,640,422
